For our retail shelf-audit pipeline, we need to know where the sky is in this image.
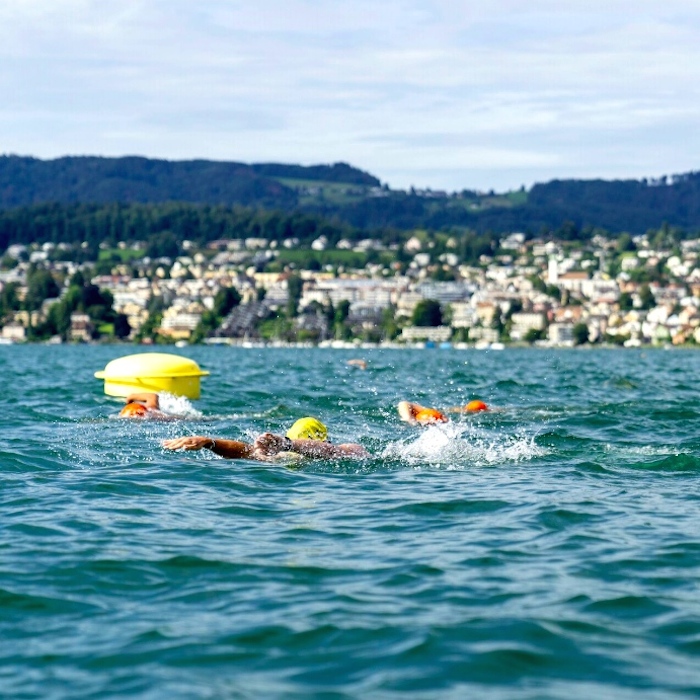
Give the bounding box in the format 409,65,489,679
2,0,700,193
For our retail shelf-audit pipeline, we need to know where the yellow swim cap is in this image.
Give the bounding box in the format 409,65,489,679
286,417,328,441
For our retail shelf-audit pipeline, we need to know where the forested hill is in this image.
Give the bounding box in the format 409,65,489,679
3,155,700,237
527,173,700,234
315,173,700,236
0,155,380,210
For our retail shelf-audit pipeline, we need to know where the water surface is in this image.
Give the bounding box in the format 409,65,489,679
2,346,700,698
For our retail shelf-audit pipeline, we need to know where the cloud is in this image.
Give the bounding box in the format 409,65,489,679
2,1,700,191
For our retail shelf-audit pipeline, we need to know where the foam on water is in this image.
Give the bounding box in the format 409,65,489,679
154,392,203,418
384,422,547,468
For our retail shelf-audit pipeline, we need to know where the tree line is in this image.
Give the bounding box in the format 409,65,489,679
0,199,508,261
0,202,373,253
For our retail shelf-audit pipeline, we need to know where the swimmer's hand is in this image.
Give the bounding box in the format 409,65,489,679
126,392,160,409
162,436,213,451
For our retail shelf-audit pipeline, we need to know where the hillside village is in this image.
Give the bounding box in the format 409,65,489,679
1,228,700,348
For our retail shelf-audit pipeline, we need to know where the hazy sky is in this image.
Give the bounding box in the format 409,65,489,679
2,1,700,192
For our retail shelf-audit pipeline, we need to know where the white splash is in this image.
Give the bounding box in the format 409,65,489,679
382,422,546,468
157,392,202,418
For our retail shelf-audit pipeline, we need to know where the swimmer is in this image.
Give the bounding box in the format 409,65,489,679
398,399,489,425
450,400,489,413
347,359,367,370
398,401,449,425
162,416,369,461
118,392,172,420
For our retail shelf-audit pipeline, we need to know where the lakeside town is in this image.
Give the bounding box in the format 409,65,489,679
1,226,699,348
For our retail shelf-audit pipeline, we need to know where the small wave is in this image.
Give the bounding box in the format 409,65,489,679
599,443,700,471
207,404,290,421
605,444,691,457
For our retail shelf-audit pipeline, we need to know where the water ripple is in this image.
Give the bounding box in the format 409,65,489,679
3,346,700,698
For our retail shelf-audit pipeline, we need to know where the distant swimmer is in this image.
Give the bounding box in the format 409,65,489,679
398,401,449,425
448,400,489,414
118,392,175,420
398,399,489,425
347,359,367,370
162,416,369,461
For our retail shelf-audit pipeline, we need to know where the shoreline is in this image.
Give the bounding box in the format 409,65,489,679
0,338,692,350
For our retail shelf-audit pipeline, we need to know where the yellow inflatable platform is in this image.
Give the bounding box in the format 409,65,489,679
94,352,210,399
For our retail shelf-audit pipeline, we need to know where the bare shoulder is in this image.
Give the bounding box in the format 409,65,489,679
337,443,370,458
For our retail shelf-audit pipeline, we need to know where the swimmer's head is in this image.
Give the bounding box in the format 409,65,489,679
414,408,449,425
286,417,328,441
465,400,488,412
119,402,149,419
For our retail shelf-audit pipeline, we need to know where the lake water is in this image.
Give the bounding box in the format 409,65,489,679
2,345,700,699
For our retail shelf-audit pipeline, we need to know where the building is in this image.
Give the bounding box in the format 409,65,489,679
1,322,26,341
510,312,547,340
548,323,575,346
400,326,452,343
70,313,93,342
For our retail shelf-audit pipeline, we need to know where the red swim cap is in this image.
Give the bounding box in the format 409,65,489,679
465,400,488,412
119,402,149,418
414,408,449,424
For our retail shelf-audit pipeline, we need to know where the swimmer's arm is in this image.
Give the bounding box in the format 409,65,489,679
254,433,369,459
292,439,368,459
335,443,370,458
162,436,254,459
397,401,420,423
126,392,160,409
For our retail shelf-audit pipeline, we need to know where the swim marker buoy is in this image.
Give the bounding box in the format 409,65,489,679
94,353,209,399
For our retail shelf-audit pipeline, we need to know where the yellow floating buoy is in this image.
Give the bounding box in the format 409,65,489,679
94,352,210,399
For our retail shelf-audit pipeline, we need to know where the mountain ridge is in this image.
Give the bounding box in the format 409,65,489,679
2,154,700,236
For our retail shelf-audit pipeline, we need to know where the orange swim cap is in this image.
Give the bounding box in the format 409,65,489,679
414,408,449,424
119,402,149,418
465,400,488,412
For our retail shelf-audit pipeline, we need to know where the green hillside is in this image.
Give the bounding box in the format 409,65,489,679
2,155,700,237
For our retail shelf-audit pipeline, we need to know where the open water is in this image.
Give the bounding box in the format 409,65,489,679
2,345,700,699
